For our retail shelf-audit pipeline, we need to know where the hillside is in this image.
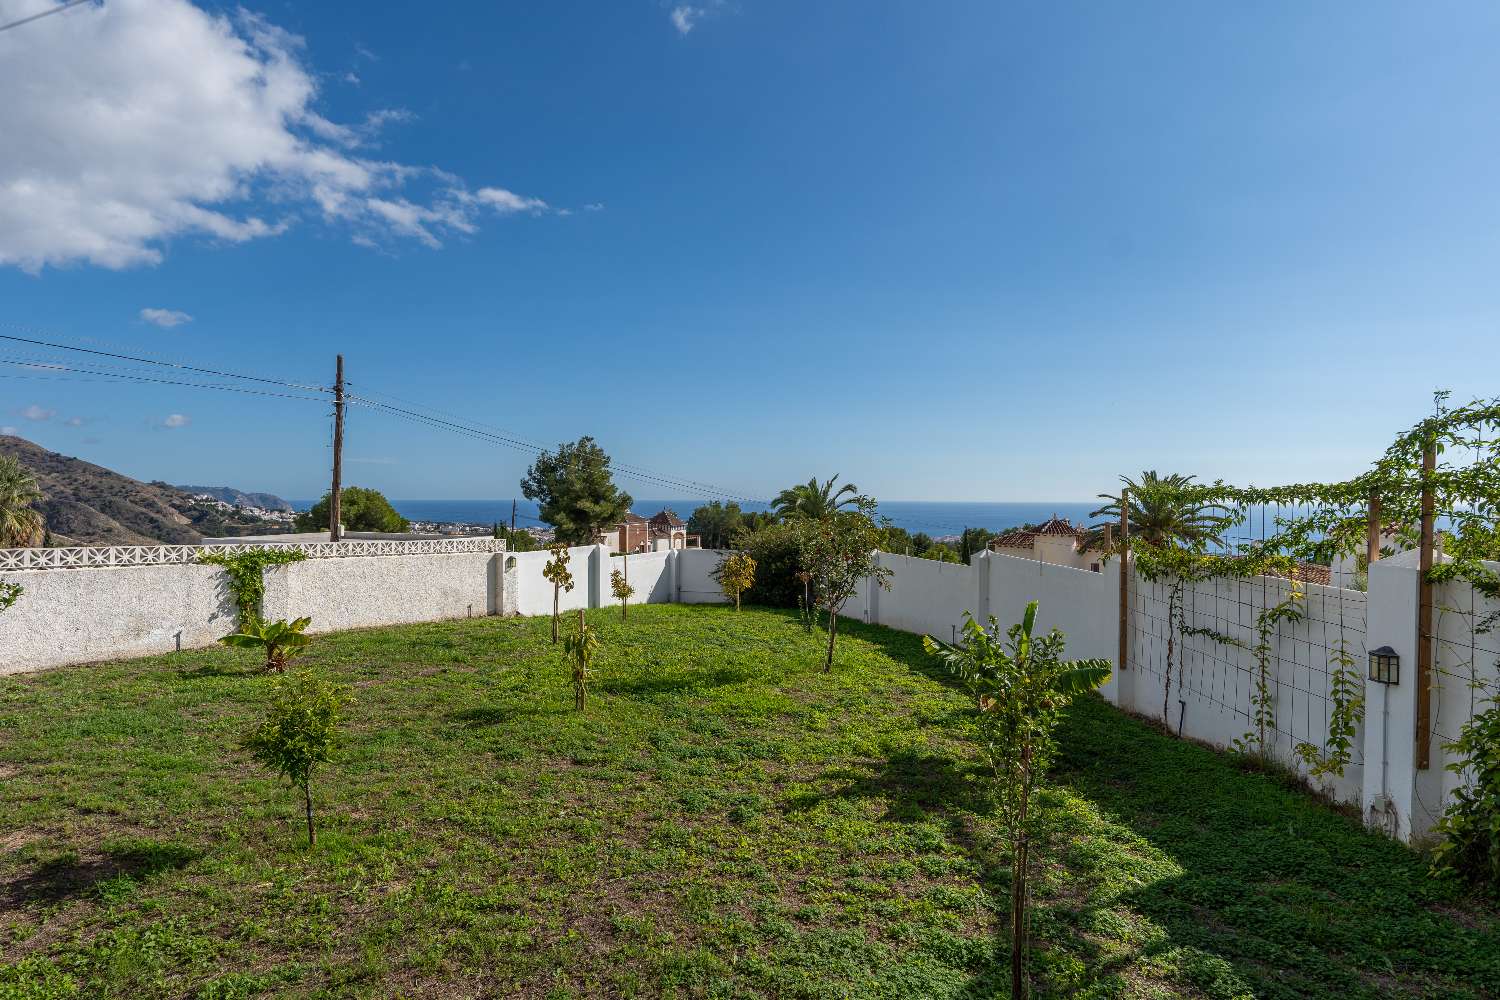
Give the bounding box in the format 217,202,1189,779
176,485,292,512
0,436,286,546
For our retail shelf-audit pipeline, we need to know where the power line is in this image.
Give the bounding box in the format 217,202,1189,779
0,359,329,402
0,0,92,35
0,333,329,393
3,328,765,504
344,391,765,503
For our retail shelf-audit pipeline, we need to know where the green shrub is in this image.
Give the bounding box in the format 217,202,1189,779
739,522,807,609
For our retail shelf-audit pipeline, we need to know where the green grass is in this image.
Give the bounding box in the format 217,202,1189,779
0,604,1496,999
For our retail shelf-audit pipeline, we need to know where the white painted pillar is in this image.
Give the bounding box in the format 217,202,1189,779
1362,557,1421,840
589,545,608,609
972,550,992,625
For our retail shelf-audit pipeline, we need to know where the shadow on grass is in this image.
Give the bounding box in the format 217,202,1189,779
176,661,262,680
450,704,556,728
783,750,993,822
3,839,200,909
834,617,1500,998
599,666,759,698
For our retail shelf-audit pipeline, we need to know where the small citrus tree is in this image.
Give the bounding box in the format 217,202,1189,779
924,602,1110,1000
797,498,892,670
610,567,634,620
713,551,757,611
243,671,349,847
0,580,21,614
563,609,600,710
542,544,575,643
219,617,313,673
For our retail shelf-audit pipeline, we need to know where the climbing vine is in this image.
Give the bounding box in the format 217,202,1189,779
198,548,308,629
1231,585,1304,759
1295,634,1364,780
0,580,21,615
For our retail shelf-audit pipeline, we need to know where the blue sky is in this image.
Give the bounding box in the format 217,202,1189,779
1,0,1498,503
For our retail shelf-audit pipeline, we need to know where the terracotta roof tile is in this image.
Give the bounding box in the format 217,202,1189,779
649,509,685,529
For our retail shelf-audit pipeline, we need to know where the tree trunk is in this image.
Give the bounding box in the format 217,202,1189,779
304,783,315,847
824,610,838,671
552,586,559,643
735,591,740,611
1011,745,1033,1000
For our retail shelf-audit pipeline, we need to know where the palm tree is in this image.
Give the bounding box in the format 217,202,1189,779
1090,471,1228,551
772,475,860,520
0,456,44,548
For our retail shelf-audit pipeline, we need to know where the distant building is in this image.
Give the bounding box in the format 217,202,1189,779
603,509,700,553
988,515,1107,572
648,509,701,550
609,512,651,554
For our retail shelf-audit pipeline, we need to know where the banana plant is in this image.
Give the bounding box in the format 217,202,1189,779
219,616,313,673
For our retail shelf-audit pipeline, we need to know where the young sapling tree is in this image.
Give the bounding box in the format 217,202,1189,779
563,608,600,710
924,602,1111,1000
797,498,891,670
242,671,349,847
542,544,575,643
611,555,635,621
713,551,757,611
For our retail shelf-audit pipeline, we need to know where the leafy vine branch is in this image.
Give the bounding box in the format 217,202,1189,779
198,548,308,629
1133,393,1500,596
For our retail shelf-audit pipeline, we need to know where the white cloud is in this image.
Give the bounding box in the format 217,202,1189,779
0,426,17,436
20,404,54,421
0,0,548,271
670,5,704,34
139,307,193,328
162,413,190,428
584,202,605,212
342,71,361,85
64,416,85,427
474,187,548,215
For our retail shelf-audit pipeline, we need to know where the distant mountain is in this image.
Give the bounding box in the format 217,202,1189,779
0,436,289,547
176,485,293,512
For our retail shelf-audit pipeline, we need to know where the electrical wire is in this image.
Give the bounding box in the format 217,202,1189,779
0,359,329,402
0,0,91,34
0,332,330,393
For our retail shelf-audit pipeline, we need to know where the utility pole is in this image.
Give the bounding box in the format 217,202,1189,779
511,498,517,534
329,354,344,543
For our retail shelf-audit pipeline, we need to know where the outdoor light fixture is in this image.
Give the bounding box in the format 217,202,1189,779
1369,645,1400,685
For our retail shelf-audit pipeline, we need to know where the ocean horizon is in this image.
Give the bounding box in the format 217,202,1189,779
292,498,1105,538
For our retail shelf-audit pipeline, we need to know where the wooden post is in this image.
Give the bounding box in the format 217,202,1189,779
1416,439,1436,770
329,355,345,543
1118,488,1129,672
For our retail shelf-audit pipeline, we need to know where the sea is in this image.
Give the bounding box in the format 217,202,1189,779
292,498,1104,539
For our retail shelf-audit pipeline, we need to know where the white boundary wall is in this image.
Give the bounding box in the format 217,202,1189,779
4,538,1498,845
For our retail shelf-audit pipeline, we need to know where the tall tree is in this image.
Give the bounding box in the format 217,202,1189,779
957,526,995,562
1090,471,1229,551
0,456,44,548
295,487,408,533
521,437,632,546
688,501,744,550
773,475,861,521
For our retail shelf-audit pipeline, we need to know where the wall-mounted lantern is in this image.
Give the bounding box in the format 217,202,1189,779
1369,645,1400,685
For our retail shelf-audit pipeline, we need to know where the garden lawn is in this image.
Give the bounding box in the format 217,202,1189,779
1,604,1497,999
